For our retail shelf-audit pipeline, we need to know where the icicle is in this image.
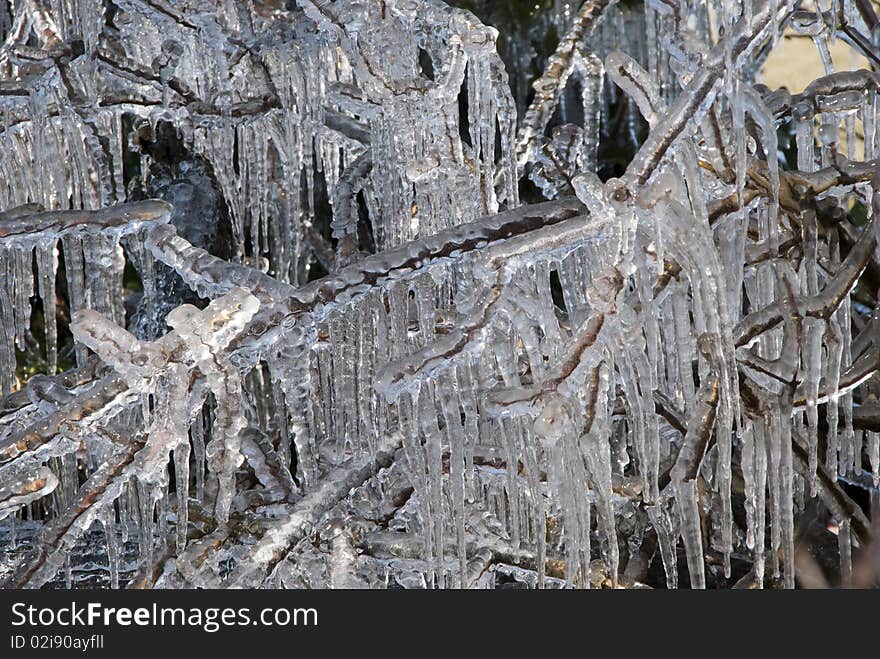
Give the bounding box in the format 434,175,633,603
579,52,604,172
812,36,834,75
646,503,678,589
868,431,879,487
669,363,719,589
136,479,156,587
753,421,768,587
83,233,125,325
838,265,856,478
825,300,844,478
123,234,158,340
675,479,704,589
173,440,190,554
583,361,619,588
779,394,795,590
100,508,120,590
519,418,547,589
35,239,58,374
61,235,88,365
535,391,590,587
838,518,852,587
672,284,695,411
801,211,823,494
767,407,782,580
743,88,779,245
415,384,444,588
0,284,15,395
10,244,34,353
794,102,815,172
439,385,467,584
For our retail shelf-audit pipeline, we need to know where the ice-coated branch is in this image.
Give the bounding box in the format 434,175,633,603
792,346,880,411
734,213,878,347
0,200,171,240
0,357,102,415
145,224,298,304
708,158,880,222
605,50,663,127
515,0,615,170
778,70,880,120
10,438,145,589
0,0,877,592
22,0,62,49
0,465,58,522
148,197,589,321
71,288,261,387
358,529,569,579
72,287,260,526
489,268,623,410
322,109,371,145
225,434,402,587
670,368,720,484
239,427,298,500
288,197,588,313
0,285,268,585
0,375,130,464
735,263,801,386
792,432,872,543
622,0,789,193
376,280,503,400
331,151,373,266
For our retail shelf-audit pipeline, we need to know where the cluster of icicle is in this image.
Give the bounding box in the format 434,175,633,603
0,0,879,589
0,0,517,282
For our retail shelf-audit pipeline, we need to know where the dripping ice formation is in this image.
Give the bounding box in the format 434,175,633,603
0,0,879,589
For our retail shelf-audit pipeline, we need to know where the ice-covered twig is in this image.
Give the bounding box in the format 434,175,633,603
145,224,298,304
71,288,260,525
225,434,402,587
3,289,259,585
734,214,878,347
10,438,145,588
791,432,872,543
376,280,503,400
358,529,569,577
0,465,58,522
785,70,880,119
0,200,171,240
708,158,880,222
670,368,720,484
489,268,623,409
853,403,880,432
239,427,298,500
149,198,587,319
322,109,371,144
23,0,62,49
793,346,880,411
331,151,373,266
515,0,615,170
605,50,663,127
735,263,801,386
669,372,718,590
287,197,587,313
0,357,102,415
622,0,789,193
0,375,130,464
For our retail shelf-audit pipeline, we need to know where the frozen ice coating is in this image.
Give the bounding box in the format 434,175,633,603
0,0,879,590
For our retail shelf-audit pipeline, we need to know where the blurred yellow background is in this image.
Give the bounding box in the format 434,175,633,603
761,32,869,93
760,1,879,92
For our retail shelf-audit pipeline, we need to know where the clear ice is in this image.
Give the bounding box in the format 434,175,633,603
0,0,878,589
